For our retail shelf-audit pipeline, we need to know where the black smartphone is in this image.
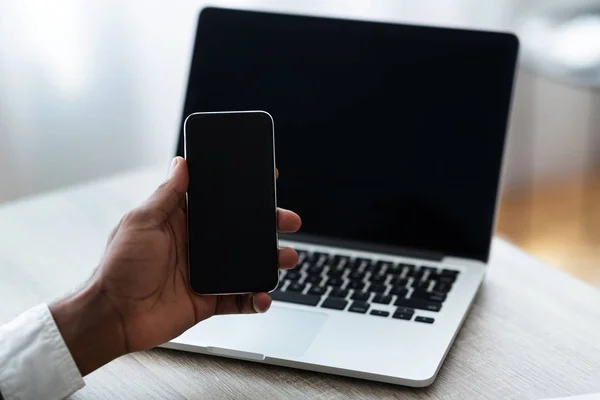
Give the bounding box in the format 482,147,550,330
184,111,279,294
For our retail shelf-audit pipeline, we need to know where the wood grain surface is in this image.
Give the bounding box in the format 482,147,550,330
1,166,599,399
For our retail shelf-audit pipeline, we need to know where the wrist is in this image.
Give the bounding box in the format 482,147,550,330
50,282,127,376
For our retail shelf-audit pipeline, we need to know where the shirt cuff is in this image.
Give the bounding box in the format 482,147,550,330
0,304,85,400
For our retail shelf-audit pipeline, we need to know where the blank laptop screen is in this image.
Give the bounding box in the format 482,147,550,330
177,7,519,262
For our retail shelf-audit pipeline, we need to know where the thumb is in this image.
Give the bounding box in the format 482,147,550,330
140,157,188,222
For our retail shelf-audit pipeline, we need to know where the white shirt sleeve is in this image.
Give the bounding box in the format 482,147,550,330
0,304,85,400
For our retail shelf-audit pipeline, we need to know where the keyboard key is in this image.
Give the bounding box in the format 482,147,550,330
349,271,366,281
399,262,416,269
271,291,320,306
315,255,328,267
386,264,403,275
412,290,447,303
363,264,376,273
328,267,345,278
390,277,409,286
330,255,349,266
351,291,370,301
285,270,302,281
329,255,341,264
308,286,326,296
395,298,442,312
375,261,393,271
287,282,306,293
412,280,432,291
330,262,345,271
306,252,323,263
438,275,457,284
390,287,408,297
326,277,344,287
415,316,435,324
392,311,413,320
368,283,386,293
295,250,307,264
413,273,426,282
396,307,415,314
306,264,324,274
370,273,387,283
349,301,370,314
370,310,390,317
372,294,392,304
441,269,459,277
428,293,446,303
352,258,372,269
337,258,350,269
347,281,365,291
434,282,453,293
321,297,348,310
367,262,385,273
421,266,438,273
428,272,441,281
403,268,416,278
412,288,443,297
305,275,322,285
329,288,349,298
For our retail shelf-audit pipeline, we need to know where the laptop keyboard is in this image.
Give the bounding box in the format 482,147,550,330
271,249,461,324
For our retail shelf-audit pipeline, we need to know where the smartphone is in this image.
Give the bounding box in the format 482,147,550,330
184,111,278,295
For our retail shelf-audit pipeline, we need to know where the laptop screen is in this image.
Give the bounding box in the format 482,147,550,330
177,7,518,263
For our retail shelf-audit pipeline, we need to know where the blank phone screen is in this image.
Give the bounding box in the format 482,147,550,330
185,111,278,294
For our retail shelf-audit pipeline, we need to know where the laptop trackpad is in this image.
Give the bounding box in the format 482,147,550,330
183,306,328,359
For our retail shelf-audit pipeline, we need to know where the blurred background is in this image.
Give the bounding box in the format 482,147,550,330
1,0,600,285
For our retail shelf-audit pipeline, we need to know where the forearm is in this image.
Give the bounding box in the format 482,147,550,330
50,283,127,376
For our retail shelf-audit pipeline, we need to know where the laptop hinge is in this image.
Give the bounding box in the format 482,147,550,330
280,233,444,261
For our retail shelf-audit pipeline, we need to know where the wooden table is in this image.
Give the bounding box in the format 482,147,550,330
1,166,599,399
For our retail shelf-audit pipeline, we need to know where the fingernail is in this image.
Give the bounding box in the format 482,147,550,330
252,295,265,313
168,157,179,177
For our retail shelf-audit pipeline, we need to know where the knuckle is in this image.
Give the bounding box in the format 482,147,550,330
123,208,157,227
122,209,141,224
156,181,170,193
164,183,184,203
236,294,249,314
118,211,131,226
157,181,181,200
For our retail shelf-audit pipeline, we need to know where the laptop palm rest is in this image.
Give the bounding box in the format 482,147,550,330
174,306,328,359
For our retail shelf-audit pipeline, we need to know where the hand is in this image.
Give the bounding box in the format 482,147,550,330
50,157,302,376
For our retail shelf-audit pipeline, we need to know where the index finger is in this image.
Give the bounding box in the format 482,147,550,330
277,208,301,233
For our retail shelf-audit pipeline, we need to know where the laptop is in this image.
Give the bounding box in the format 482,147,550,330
164,7,519,387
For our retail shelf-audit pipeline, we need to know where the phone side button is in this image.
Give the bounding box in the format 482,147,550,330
206,346,266,361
